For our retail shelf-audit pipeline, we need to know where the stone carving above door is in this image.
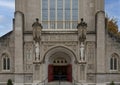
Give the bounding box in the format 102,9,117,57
42,42,77,52
42,34,78,42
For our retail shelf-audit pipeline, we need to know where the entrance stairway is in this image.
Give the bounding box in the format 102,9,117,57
47,81,73,85
33,77,80,85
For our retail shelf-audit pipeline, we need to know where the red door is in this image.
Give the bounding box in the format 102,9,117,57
48,64,53,82
67,64,72,82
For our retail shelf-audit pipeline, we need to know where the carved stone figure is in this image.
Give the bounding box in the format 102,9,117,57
77,18,87,42
35,42,40,61
80,42,85,61
32,18,42,42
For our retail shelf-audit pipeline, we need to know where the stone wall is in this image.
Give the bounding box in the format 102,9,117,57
0,32,14,82
105,33,120,82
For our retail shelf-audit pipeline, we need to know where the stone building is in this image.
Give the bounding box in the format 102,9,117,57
0,0,120,85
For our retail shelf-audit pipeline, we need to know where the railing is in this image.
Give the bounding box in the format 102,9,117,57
35,76,83,85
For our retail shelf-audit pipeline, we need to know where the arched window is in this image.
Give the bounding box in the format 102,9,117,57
110,54,119,71
2,54,10,70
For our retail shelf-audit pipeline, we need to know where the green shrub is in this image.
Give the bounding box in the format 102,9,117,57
110,81,115,85
7,79,13,85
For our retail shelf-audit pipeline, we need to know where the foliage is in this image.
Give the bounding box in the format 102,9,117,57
110,81,115,85
107,17,119,34
106,17,120,42
7,79,13,85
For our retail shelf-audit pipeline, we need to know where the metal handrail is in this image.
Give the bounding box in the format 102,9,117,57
36,77,83,85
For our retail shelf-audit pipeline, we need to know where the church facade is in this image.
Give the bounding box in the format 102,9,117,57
0,0,120,85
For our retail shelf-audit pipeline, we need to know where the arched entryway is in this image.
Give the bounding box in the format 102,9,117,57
43,46,76,82
48,52,72,82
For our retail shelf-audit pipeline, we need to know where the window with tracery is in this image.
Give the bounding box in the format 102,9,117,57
41,0,79,29
2,54,10,70
110,54,119,71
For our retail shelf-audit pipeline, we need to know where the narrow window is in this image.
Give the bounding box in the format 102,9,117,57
3,58,6,70
2,54,10,70
7,58,10,70
114,58,117,70
110,58,113,70
110,54,119,71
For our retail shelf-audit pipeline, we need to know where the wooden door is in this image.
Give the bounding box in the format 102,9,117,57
67,64,72,82
48,64,53,82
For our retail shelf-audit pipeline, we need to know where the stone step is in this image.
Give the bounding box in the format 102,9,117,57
47,81,72,85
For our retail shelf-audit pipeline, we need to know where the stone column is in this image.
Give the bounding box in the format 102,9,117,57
14,11,24,85
96,11,106,83
78,64,86,83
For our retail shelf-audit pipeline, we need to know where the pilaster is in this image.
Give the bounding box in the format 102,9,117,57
96,11,105,73
14,11,24,85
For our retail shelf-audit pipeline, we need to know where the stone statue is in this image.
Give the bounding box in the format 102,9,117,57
80,42,85,61
77,18,87,42
32,18,42,42
35,42,40,61
32,18,42,62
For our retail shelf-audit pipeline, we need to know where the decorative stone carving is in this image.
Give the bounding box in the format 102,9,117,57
42,34,77,42
79,64,86,81
88,64,94,70
87,75,95,83
24,75,33,83
42,42,77,52
35,65,40,70
24,42,33,72
25,64,33,72
86,42,95,72
24,42,33,63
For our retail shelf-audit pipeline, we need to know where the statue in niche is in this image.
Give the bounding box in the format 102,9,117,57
32,18,42,61
35,42,40,61
80,42,85,61
77,18,87,62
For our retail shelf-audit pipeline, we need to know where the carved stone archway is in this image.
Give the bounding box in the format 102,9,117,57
43,46,76,82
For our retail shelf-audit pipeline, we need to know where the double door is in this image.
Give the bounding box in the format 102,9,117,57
48,64,72,82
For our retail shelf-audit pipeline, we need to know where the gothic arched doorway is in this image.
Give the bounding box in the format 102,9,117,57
48,52,72,82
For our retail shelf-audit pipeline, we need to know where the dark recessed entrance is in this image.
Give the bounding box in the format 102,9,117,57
53,66,67,81
48,64,72,82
